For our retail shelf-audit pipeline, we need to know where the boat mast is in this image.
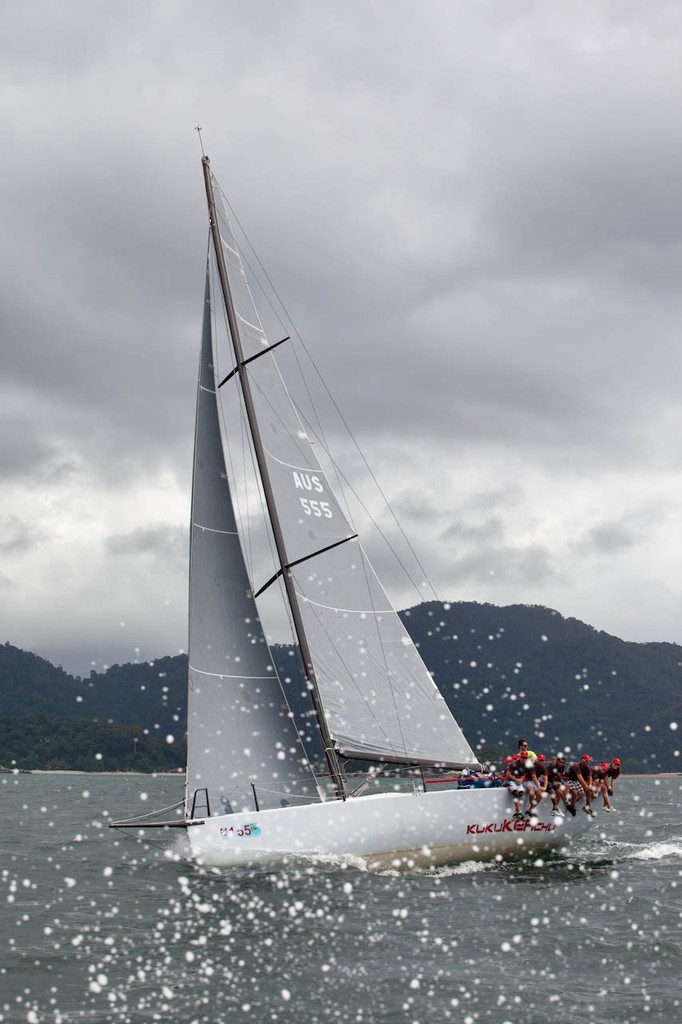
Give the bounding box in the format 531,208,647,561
201,157,346,799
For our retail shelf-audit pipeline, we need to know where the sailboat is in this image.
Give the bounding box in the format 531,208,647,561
112,156,592,869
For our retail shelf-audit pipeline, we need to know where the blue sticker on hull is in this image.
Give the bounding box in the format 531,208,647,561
219,823,262,840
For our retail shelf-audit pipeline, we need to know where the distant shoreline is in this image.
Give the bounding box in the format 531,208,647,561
1,769,182,777
2,769,678,778
623,772,681,778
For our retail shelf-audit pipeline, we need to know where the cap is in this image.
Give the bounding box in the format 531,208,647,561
503,756,513,764
612,758,621,765
512,752,522,759
600,762,609,771
581,754,591,761
556,754,566,760
537,753,546,761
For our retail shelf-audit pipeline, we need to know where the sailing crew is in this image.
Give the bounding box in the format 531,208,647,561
503,754,526,819
533,752,548,804
522,755,542,817
517,739,543,814
503,746,618,818
569,754,594,816
593,761,613,811
607,758,621,803
517,738,537,761
564,757,586,815
545,755,570,816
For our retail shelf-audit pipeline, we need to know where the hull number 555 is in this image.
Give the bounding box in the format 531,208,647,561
219,823,262,839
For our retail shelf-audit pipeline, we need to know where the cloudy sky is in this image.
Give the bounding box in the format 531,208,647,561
3,1,682,676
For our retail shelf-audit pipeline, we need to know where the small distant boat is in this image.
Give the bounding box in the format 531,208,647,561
111,154,592,868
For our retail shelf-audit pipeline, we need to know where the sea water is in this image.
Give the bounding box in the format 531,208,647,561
0,774,679,1023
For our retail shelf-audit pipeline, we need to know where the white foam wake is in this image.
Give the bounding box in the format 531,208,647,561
624,837,682,862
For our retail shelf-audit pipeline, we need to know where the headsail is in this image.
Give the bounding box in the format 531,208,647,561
207,170,478,770
186,270,321,816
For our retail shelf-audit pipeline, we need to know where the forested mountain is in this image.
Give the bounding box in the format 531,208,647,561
400,602,680,771
1,601,680,771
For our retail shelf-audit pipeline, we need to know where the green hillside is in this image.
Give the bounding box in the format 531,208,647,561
400,601,681,771
1,600,680,772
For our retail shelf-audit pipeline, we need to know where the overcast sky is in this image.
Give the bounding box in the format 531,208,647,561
3,1,682,677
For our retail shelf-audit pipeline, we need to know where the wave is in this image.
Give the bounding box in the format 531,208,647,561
622,837,682,862
426,859,491,877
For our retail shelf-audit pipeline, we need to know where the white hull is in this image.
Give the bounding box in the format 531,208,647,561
187,787,593,871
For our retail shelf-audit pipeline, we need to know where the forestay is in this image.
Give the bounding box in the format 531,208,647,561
210,174,478,768
186,272,321,815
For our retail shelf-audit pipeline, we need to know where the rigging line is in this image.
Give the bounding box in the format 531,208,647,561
238,375,283,606
208,167,345,796
196,262,313,774
110,799,186,825
301,592,402,755
188,232,214,660
290,525,410,761
210,187,353,543
211,251,262,586
293,406,431,605
210,250,296,641
255,533,358,599
217,186,439,604
212,239,329,482
354,543,411,759
248,373,344,493
217,336,289,388
215,188,331,462
209,227,315,597
236,344,425,611
295,367,439,604
198,311,315,780
211,185,444,770
212,266,254,577
289,554,411,767
113,827,177,854
210,234,417,761
214,316,363,579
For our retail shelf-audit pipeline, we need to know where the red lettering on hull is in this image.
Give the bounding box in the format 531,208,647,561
466,818,556,835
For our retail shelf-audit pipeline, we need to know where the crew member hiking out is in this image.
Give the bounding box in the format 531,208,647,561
594,761,613,811
607,758,621,805
564,756,587,815
522,753,542,818
545,755,569,816
572,754,594,816
503,754,526,819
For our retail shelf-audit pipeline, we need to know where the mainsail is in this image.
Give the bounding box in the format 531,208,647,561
206,167,477,770
186,271,320,815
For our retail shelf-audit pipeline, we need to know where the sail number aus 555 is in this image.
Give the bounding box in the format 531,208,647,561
299,498,333,518
293,471,333,518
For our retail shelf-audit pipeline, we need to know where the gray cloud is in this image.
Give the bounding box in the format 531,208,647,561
2,1,682,672
107,524,187,565
0,516,47,555
581,521,640,555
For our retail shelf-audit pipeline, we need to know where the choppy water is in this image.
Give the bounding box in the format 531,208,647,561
0,774,680,1023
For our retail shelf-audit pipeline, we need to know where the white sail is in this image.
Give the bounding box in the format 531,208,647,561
186,271,321,815
111,156,596,869
210,174,478,768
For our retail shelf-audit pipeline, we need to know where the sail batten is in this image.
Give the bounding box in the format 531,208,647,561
194,525,240,536
189,667,278,682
